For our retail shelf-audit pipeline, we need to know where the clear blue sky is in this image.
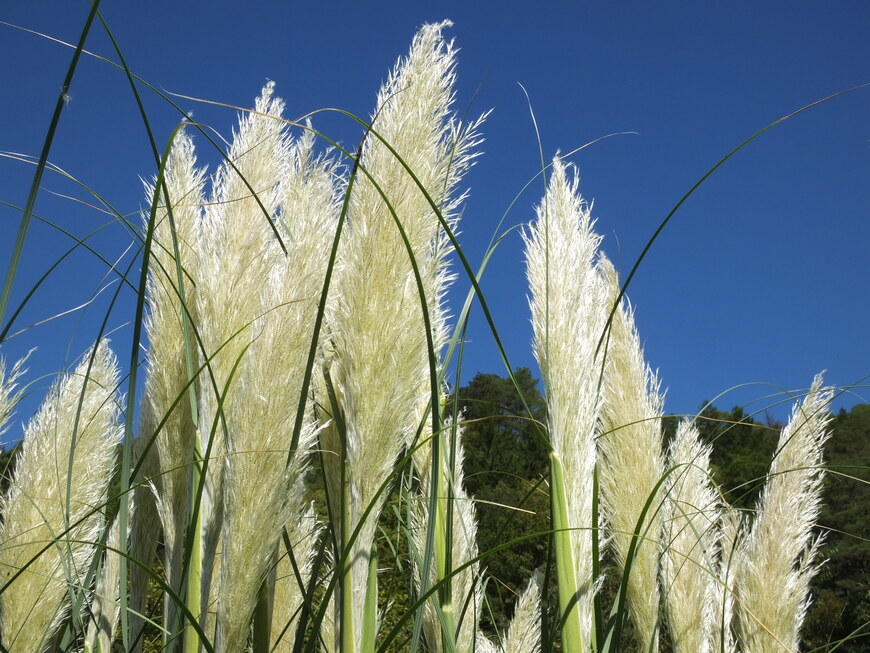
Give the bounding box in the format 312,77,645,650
1,2,868,444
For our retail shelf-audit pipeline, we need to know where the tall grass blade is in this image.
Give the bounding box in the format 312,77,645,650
0,1,102,335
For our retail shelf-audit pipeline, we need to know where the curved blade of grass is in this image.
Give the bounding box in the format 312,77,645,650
0,212,137,344
0,0,103,336
596,81,870,357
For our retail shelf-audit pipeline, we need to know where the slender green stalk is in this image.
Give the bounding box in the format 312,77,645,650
550,452,586,652
182,496,203,653
361,544,379,653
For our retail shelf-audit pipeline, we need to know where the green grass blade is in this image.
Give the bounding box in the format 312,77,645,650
0,1,103,336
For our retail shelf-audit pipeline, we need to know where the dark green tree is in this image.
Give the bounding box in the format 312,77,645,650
694,404,779,508
451,367,548,495
803,403,870,650
448,368,552,638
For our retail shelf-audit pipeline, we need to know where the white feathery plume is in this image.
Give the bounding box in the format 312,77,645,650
324,21,482,648
470,565,542,653
140,126,206,632
0,340,121,652
190,81,286,642
196,86,289,616
474,637,501,653
265,129,339,653
81,433,161,653
84,500,124,653
713,507,740,653
0,352,28,440
500,575,542,653
197,85,338,652
734,376,832,652
525,157,608,650
598,257,666,650
661,420,723,653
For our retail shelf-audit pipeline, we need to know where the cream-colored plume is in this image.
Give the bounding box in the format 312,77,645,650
525,158,608,649
188,84,338,652
734,376,833,652
323,21,482,649
0,352,27,439
500,575,542,653
598,257,666,651
82,432,161,653
0,340,121,652
661,420,723,653
140,126,206,635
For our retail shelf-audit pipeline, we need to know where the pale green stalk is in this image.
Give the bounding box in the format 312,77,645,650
598,258,665,650
734,376,832,652
0,340,121,652
324,21,481,651
412,420,483,652
661,420,723,653
525,158,608,652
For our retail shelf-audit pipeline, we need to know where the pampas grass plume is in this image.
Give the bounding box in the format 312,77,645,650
734,376,833,652
525,157,608,650
0,340,121,651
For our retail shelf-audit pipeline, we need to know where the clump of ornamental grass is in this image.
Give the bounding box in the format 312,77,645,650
137,80,341,652
524,156,835,653
0,14,847,653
